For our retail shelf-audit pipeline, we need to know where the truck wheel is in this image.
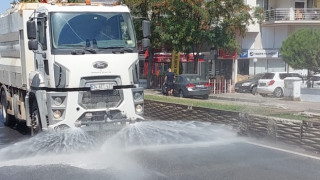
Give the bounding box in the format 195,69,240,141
31,100,42,135
1,91,15,127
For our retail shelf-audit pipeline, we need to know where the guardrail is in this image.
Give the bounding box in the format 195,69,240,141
144,100,320,153
265,8,320,22
209,79,233,94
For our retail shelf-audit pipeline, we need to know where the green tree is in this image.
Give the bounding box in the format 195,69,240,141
18,0,38,2
158,0,252,73
253,6,265,24
280,29,320,73
18,0,85,2
124,0,251,73
122,0,167,88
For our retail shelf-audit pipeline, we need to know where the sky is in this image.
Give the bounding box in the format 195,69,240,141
0,0,14,14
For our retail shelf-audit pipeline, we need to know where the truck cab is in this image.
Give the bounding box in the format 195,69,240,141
0,2,147,133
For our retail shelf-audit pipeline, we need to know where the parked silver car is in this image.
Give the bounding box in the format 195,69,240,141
173,74,211,99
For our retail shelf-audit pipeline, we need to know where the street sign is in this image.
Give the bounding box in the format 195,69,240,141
171,51,180,75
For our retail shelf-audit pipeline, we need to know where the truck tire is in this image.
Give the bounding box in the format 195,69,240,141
31,100,42,135
1,91,15,127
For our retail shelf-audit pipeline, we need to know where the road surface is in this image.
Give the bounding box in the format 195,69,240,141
1,120,320,180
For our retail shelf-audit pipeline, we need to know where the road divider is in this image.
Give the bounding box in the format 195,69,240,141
144,100,320,153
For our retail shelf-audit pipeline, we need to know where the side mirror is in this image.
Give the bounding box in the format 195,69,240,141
27,20,37,40
142,20,150,38
142,38,150,49
28,40,38,50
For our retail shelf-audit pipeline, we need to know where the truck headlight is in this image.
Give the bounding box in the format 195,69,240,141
53,110,62,119
134,92,143,101
53,97,63,106
135,104,143,113
85,113,93,119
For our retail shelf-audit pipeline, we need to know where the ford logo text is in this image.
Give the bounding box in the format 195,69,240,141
93,61,108,69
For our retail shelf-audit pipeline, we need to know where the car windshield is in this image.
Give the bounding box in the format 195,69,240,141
51,12,136,50
184,75,205,82
261,73,275,79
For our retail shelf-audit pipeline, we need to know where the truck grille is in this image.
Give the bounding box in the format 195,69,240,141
78,110,126,125
79,90,123,109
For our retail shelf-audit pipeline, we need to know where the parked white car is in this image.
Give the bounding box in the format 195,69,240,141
257,72,303,98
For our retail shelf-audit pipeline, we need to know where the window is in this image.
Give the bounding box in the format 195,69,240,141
175,77,182,83
184,75,205,82
279,73,289,79
257,0,268,10
295,2,305,8
291,73,303,79
37,13,47,50
238,59,249,75
307,0,314,8
262,73,275,79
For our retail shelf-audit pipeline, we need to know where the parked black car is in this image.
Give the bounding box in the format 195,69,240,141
235,73,266,95
172,74,211,99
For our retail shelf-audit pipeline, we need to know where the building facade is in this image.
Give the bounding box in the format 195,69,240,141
239,0,320,78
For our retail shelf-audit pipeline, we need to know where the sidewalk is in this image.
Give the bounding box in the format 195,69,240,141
144,89,320,116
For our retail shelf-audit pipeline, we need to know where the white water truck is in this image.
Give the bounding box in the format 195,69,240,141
0,0,150,134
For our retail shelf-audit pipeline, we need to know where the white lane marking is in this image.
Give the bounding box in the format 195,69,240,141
246,141,320,160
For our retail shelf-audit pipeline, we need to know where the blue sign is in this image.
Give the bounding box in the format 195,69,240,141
239,50,248,58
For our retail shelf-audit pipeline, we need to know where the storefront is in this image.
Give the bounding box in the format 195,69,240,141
210,50,237,81
140,52,205,88
239,49,286,76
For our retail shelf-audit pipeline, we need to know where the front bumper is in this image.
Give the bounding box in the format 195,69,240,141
44,88,144,131
235,86,251,93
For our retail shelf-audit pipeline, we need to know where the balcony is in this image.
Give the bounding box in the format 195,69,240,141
264,8,320,25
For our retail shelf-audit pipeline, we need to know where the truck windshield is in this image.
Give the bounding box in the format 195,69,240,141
51,12,136,51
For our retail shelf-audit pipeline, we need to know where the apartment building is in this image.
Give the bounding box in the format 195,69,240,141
238,0,320,78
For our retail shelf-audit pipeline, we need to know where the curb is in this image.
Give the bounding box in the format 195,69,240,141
209,95,265,103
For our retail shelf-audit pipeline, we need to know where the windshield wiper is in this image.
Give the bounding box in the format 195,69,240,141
99,47,133,54
113,47,133,54
84,48,97,54
71,48,97,55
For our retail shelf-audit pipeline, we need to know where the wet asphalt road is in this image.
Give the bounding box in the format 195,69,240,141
0,121,28,149
1,119,320,180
